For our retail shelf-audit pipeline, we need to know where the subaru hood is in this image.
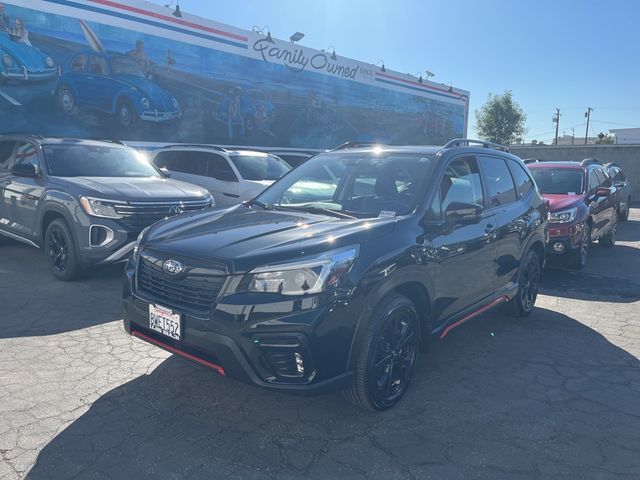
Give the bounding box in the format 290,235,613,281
54,176,209,201
142,205,397,273
542,193,584,212
0,32,50,71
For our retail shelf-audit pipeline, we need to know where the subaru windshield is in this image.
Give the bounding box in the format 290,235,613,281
254,152,436,218
44,145,161,177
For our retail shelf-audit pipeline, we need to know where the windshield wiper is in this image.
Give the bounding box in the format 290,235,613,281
244,199,274,210
274,205,356,219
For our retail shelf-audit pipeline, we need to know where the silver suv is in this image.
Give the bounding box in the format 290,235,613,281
0,135,213,280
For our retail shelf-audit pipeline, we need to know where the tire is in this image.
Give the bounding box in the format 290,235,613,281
44,219,82,281
116,99,137,128
569,223,591,269
506,249,541,317
343,294,420,411
600,212,617,247
58,85,77,115
620,198,630,222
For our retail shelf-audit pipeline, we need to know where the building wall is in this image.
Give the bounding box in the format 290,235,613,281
609,128,640,145
510,145,640,201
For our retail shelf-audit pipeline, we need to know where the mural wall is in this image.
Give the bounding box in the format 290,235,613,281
0,0,469,149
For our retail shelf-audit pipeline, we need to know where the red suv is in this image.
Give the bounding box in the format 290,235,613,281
527,159,617,269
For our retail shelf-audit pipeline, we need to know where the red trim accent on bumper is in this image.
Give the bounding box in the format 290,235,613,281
440,296,509,339
132,330,225,376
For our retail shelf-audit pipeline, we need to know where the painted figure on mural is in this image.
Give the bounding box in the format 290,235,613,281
127,39,151,73
219,87,245,139
0,3,11,32
12,17,31,45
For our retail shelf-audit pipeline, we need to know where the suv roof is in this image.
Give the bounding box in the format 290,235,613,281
0,135,127,147
527,161,587,170
322,138,513,157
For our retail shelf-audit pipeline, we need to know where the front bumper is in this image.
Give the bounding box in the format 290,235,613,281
121,260,356,395
2,66,59,81
140,109,180,122
546,222,584,255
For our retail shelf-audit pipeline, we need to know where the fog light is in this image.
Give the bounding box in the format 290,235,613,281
553,242,566,253
294,352,304,374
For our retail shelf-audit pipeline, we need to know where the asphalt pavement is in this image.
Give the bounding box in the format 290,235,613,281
1,210,639,479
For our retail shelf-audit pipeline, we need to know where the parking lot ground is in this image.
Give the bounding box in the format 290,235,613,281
1,210,640,480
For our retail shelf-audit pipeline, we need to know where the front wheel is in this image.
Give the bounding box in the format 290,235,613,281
45,219,82,281
569,223,591,269
506,249,541,317
343,294,420,411
58,85,78,116
116,99,137,128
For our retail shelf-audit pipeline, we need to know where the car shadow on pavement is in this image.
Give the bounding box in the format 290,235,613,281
616,217,640,242
25,307,640,479
0,240,124,338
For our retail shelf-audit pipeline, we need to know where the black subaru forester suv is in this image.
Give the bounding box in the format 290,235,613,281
123,139,547,410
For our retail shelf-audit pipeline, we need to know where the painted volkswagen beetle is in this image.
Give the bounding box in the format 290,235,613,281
0,31,59,82
54,51,180,128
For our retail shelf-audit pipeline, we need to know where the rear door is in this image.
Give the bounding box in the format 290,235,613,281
2,141,44,239
594,167,616,232
428,155,500,322
204,153,241,205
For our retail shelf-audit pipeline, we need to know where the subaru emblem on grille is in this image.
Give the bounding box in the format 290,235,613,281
162,259,185,275
168,204,182,216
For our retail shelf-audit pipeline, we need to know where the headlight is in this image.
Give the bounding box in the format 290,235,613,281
45,56,55,68
171,97,179,110
141,97,150,109
548,207,577,223
2,54,13,68
79,196,123,219
205,193,215,208
244,246,358,296
133,226,150,261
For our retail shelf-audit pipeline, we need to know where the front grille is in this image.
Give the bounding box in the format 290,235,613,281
115,199,210,233
137,257,225,314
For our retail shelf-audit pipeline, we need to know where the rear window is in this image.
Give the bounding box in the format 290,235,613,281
230,154,290,181
530,168,584,195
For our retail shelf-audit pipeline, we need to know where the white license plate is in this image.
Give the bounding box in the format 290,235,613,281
149,304,181,340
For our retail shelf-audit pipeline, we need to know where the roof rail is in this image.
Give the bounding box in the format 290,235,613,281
0,132,44,139
82,138,127,146
522,158,539,164
580,157,601,167
603,161,618,169
443,138,511,153
161,144,228,152
330,141,383,151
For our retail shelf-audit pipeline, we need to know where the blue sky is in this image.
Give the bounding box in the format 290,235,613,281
156,0,637,143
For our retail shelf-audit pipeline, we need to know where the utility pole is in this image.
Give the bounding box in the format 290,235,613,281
584,107,592,144
571,128,575,145
553,108,561,145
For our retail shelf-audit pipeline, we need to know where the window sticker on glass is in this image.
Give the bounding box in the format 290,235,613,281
379,210,396,217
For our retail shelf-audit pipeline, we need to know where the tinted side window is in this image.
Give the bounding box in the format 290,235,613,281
614,168,626,183
0,141,16,169
153,151,181,170
507,159,534,199
597,168,611,187
207,154,238,181
13,142,39,169
440,156,484,211
588,170,600,192
480,156,517,207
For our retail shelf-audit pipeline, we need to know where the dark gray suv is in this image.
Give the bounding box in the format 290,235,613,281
0,135,213,280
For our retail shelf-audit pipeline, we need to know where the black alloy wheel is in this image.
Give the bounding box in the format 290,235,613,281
600,213,617,247
506,249,541,317
344,294,420,411
45,219,82,281
570,223,591,269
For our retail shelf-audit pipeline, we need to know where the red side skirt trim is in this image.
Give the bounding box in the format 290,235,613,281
132,330,225,376
439,296,509,339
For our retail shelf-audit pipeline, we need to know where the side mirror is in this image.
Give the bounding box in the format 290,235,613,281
11,163,38,177
159,167,171,178
595,187,610,197
445,201,483,224
614,180,625,188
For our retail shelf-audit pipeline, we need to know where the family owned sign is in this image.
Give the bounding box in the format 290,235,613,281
253,38,360,80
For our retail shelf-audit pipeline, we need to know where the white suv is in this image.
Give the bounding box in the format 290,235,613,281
150,145,291,206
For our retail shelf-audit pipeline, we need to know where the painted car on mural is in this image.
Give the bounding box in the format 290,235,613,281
54,51,180,128
0,31,59,82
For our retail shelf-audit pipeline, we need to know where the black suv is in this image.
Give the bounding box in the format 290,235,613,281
123,139,547,410
0,135,213,280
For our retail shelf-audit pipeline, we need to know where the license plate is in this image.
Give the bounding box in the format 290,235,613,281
149,304,181,340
